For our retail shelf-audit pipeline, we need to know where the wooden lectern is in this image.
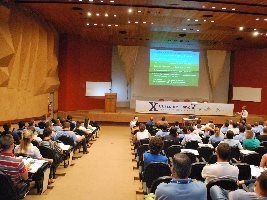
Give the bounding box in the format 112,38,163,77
105,93,117,113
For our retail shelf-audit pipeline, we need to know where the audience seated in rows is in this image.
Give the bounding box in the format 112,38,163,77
220,130,243,150
143,137,168,168
156,126,170,137
258,127,267,142
202,143,239,183
164,127,179,143
242,130,261,150
155,153,207,200
181,126,202,146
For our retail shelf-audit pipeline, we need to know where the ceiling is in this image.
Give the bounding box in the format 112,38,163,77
12,0,267,50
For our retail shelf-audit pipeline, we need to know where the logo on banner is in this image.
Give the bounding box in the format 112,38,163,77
149,102,158,111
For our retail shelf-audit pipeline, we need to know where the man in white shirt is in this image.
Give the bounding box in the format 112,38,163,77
238,106,248,122
221,130,243,150
133,123,150,143
130,116,138,129
181,126,202,146
202,143,239,183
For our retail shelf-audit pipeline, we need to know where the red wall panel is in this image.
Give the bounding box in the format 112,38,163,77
58,34,112,111
232,48,267,115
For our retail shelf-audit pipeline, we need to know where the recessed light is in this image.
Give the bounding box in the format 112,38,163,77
212,6,216,9
203,19,207,22
202,5,206,8
151,22,154,25
79,0,82,2
138,10,142,13
256,18,260,21
114,14,117,17
197,29,200,32
211,20,215,23
232,8,236,11
96,13,100,16
143,21,146,24
254,28,257,31
93,24,97,26
182,28,186,31
135,21,138,24
89,0,93,2
253,31,259,37
194,19,199,22
128,8,133,13
86,23,89,26
100,0,103,2
110,0,114,2
128,21,131,23
239,26,244,31
187,18,191,21
115,24,118,27
222,8,226,10
264,19,267,21
108,24,111,27
87,12,92,16
105,13,108,17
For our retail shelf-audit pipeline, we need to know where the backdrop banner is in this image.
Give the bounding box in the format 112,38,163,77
135,100,234,116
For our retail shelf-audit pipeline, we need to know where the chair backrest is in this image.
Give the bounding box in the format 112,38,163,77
58,135,75,146
230,146,240,160
198,146,214,162
202,137,209,144
0,170,18,200
261,141,267,148
39,146,62,165
207,178,238,200
189,162,206,181
137,144,149,165
234,163,251,180
185,141,199,150
163,140,174,152
242,153,261,166
140,138,150,145
165,145,181,159
150,176,172,194
182,152,197,163
212,141,220,148
255,146,267,157
31,140,40,147
208,153,217,164
143,162,171,188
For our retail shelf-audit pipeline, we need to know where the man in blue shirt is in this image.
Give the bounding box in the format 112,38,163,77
146,117,155,127
156,126,170,138
233,125,246,143
155,153,207,200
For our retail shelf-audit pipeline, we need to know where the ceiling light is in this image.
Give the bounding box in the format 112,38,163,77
232,8,236,11
151,22,154,25
254,28,257,31
114,14,117,17
96,13,100,16
203,19,207,22
239,26,244,31
86,23,89,26
135,21,138,24
222,8,226,10
89,0,93,2
93,24,97,26
105,13,108,17
202,5,206,8
100,0,104,2
128,21,131,23
197,29,200,32
256,18,260,21
79,0,83,1
253,31,259,37
115,24,118,27
211,20,215,23
212,6,216,9
264,19,267,21
182,28,186,31
87,12,92,16
187,18,191,21
195,19,199,22
108,24,111,27
128,8,133,13
110,0,114,2
138,10,142,13
143,21,146,24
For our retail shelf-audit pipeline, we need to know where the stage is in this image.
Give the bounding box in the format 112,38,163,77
58,108,266,125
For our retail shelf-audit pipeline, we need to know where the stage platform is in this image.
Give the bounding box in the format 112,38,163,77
58,108,266,125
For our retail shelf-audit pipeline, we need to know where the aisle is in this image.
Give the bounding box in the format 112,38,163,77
27,125,138,200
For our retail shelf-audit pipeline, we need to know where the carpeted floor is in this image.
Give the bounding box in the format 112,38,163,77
25,125,140,200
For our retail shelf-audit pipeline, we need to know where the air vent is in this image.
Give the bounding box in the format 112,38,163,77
72,7,83,11
178,33,186,37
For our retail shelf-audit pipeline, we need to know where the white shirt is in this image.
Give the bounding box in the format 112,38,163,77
229,128,240,135
181,133,202,145
241,110,248,118
14,143,42,159
130,120,137,128
136,130,150,141
202,162,239,183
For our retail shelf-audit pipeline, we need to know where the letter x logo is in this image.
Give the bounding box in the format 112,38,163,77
149,102,158,111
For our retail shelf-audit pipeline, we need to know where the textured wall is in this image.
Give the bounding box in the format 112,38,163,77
0,6,59,121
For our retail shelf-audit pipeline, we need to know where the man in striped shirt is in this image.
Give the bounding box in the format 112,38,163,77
0,134,28,187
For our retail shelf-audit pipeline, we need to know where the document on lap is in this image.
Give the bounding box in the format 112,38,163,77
21,157,47,173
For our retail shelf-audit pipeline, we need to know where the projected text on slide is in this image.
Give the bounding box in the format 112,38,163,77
149,49,200,86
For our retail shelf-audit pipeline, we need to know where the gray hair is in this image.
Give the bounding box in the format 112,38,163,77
172,153,192,179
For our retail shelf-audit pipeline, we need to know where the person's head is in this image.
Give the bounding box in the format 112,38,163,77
76,121,81,128
259,121,264,126
196,119,202,125
229,120,233,125
55,119,61,126
226,130,234,139
43,128,52,139
197,124,202,129
187,126,194,133
3,123,11,132
139,123,146,132
28,120,34,127
0,134,14,152
133,116,138,121
67,115,72,121
245,130,254,139
241,120,246,126
161,116,166,121
263,127,267,135
255,171,267,197
149,117,153,121
18,121,25,129
20,130,34,152
209,129,215,136
209,120,213,124
171,153,192,179
239,125,246,133
242,106,247,110
224,122,229,127
182,127,188,134
174,121,179,127
216,143,231,162
162,125,168,131
38,121,46,129
45,121,52,129
246,124,252,130
149,137,164,154
254,122,259,127
233,122,238,128
63,122,70,130
214,127,220,137
169,127,177,137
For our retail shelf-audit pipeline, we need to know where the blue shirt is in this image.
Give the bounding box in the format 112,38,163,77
220,126,228,134
252,126,261,134
209,135,224,143
143,152,168,168
54,126,63,132
156,131,170,137
146,120,155,127
155,179,207,200
56,130,78,144
234,132,246,143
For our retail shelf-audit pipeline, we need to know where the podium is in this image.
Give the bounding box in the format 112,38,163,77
105,93,117,113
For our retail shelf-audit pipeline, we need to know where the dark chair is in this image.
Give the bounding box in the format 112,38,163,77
261,141,267,148
207,178,238,200
31,140,40,147
211,141,220,148
202,137,209,144
137,144,149,169
58,136,75,147
150,176,172,194
208,153,217,164
142,162,171,193
255,146,267,157
165,145,181,159
198,146,214,162
185,141,199,150
230,146,241,161
241,153,261,166
0,170,29,200
163,140,174,153
38,146,62,179
182,152,197,163
233,163,251,180
189,162,206,181
140,138,150,145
